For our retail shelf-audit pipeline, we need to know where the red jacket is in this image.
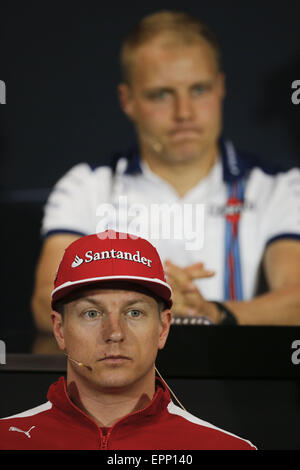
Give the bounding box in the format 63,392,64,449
0,377,256,450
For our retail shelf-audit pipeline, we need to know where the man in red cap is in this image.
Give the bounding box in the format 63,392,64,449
0,231,256,450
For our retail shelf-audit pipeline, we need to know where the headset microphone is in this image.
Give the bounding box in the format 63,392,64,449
155,366,186,411
64,355,185,410
64,354,92,371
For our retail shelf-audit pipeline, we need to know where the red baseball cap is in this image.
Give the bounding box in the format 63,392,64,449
51,230,172,309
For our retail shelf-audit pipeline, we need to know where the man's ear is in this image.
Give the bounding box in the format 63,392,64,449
51,310,66,351
117,83,136,121
158,309,172,351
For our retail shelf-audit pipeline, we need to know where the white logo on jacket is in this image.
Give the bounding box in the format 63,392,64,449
9,426,36,438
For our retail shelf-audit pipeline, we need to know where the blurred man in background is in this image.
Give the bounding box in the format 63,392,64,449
32,10,300,332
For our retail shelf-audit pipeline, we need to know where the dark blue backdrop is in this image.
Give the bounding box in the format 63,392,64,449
1,1,300,335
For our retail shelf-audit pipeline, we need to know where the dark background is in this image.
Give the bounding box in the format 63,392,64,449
1,1,300,335
1,2,300,335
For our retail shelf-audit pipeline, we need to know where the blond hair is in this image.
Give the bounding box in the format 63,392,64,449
120,10,222,84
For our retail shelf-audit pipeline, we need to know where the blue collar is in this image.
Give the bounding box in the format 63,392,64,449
124,149,143,175
109,137,263,182
219,138,259,182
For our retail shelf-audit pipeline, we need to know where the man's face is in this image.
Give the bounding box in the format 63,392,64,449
119,36,225,165
52,286,171,392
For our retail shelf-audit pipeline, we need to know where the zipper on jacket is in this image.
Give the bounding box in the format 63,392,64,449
100,427,111,450
97,384,163,449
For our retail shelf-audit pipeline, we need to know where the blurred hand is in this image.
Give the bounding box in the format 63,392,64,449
164,259,222,324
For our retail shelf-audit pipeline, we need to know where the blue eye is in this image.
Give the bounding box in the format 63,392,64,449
147,90,171,101
192,83,213,96
155,91,169,100
127,310,142,318
192,85,206,95
84,310,99,319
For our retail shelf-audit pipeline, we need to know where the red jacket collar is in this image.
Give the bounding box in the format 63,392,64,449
47,376,172,430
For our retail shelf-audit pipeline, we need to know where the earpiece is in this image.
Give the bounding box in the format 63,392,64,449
64,354,185,410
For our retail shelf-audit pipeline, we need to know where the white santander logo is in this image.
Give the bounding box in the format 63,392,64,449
71,255,84,268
